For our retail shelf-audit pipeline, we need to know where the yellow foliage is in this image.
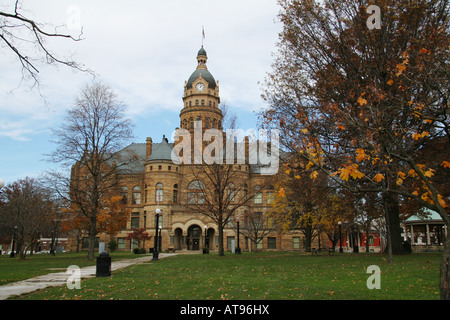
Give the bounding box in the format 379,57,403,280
357,96,368,106
338,164,364,181
356,148,369,162
310,171,318,179
373,173,385,183
441,161,450,168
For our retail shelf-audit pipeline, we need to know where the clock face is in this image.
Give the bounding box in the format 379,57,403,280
196,83,205,92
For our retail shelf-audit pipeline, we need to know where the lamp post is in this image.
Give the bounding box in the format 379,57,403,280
236,217,241,254
158,225,162,253
338,221,343,253
153,208,161,261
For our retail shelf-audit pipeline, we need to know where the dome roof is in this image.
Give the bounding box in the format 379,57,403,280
148,136,174,162
186,69,216,89
198,46,207,56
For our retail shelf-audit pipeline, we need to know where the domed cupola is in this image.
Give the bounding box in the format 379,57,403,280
186,46,217,90
180,46,222,132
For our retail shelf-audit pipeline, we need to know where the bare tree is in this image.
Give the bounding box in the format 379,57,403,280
0,1,90,91
240,210,273,252
47,81,134,260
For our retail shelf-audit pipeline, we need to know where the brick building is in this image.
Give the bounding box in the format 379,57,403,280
67,47,326,253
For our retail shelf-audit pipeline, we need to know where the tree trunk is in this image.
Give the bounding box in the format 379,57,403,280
440,237,450,300
303,225,313,251
217,225,224,256
88,216,97,261
383,192,408,255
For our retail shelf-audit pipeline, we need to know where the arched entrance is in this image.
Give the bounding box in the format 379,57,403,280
187,225,202,250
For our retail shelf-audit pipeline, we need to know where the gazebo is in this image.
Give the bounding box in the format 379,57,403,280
403,208,447,252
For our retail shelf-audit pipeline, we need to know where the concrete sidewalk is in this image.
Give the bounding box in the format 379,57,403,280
0,253,175,300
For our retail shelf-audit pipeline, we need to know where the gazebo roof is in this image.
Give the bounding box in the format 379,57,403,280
405,208,443,224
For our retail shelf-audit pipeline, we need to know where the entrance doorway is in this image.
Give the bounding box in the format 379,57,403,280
187,225,202,250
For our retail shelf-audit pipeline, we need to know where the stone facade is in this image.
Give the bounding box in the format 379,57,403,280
68,46,328,253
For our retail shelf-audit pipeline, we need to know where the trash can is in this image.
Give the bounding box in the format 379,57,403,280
96,252,111,277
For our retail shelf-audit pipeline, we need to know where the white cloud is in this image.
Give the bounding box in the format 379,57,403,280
0,0,282,181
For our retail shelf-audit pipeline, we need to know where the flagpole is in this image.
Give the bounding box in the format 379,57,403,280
202,26,205,47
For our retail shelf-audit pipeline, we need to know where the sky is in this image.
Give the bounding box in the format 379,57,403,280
0,0,282,185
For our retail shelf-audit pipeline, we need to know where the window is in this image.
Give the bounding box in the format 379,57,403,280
256,238,263,249
227,215,235,228
195,99,199,106
227,236,235,250
252,212,263,229
188,180,206,204
267,192,274,204
158,165,162,170
173,184,178,203
117,238,126,249
131,216,140,229
268,237,277,249
156,183,163,202
254,186,262,204
188,192,196,204
293,237,300,249
132,186,141,204
227,183,236,202
121,187,128,204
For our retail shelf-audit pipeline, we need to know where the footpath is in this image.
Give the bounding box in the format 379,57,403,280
0,253,174,300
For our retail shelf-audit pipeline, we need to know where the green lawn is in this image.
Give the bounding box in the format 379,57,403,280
0,251,136,285
9,251,441,300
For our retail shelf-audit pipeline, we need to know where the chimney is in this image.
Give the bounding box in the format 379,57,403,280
146,137,153,159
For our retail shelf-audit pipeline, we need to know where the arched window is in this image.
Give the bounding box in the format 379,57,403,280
156,183,163,203
132,186,141,205
212,119,217,129
195,99,199,106
201,99,205,106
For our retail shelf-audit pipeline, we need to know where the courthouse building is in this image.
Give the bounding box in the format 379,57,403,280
68,47,319,253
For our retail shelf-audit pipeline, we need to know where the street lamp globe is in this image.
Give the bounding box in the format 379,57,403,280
0,178,5,189
155,208,162,214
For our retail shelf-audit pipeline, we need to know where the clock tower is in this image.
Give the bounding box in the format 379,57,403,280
180,46,222,132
